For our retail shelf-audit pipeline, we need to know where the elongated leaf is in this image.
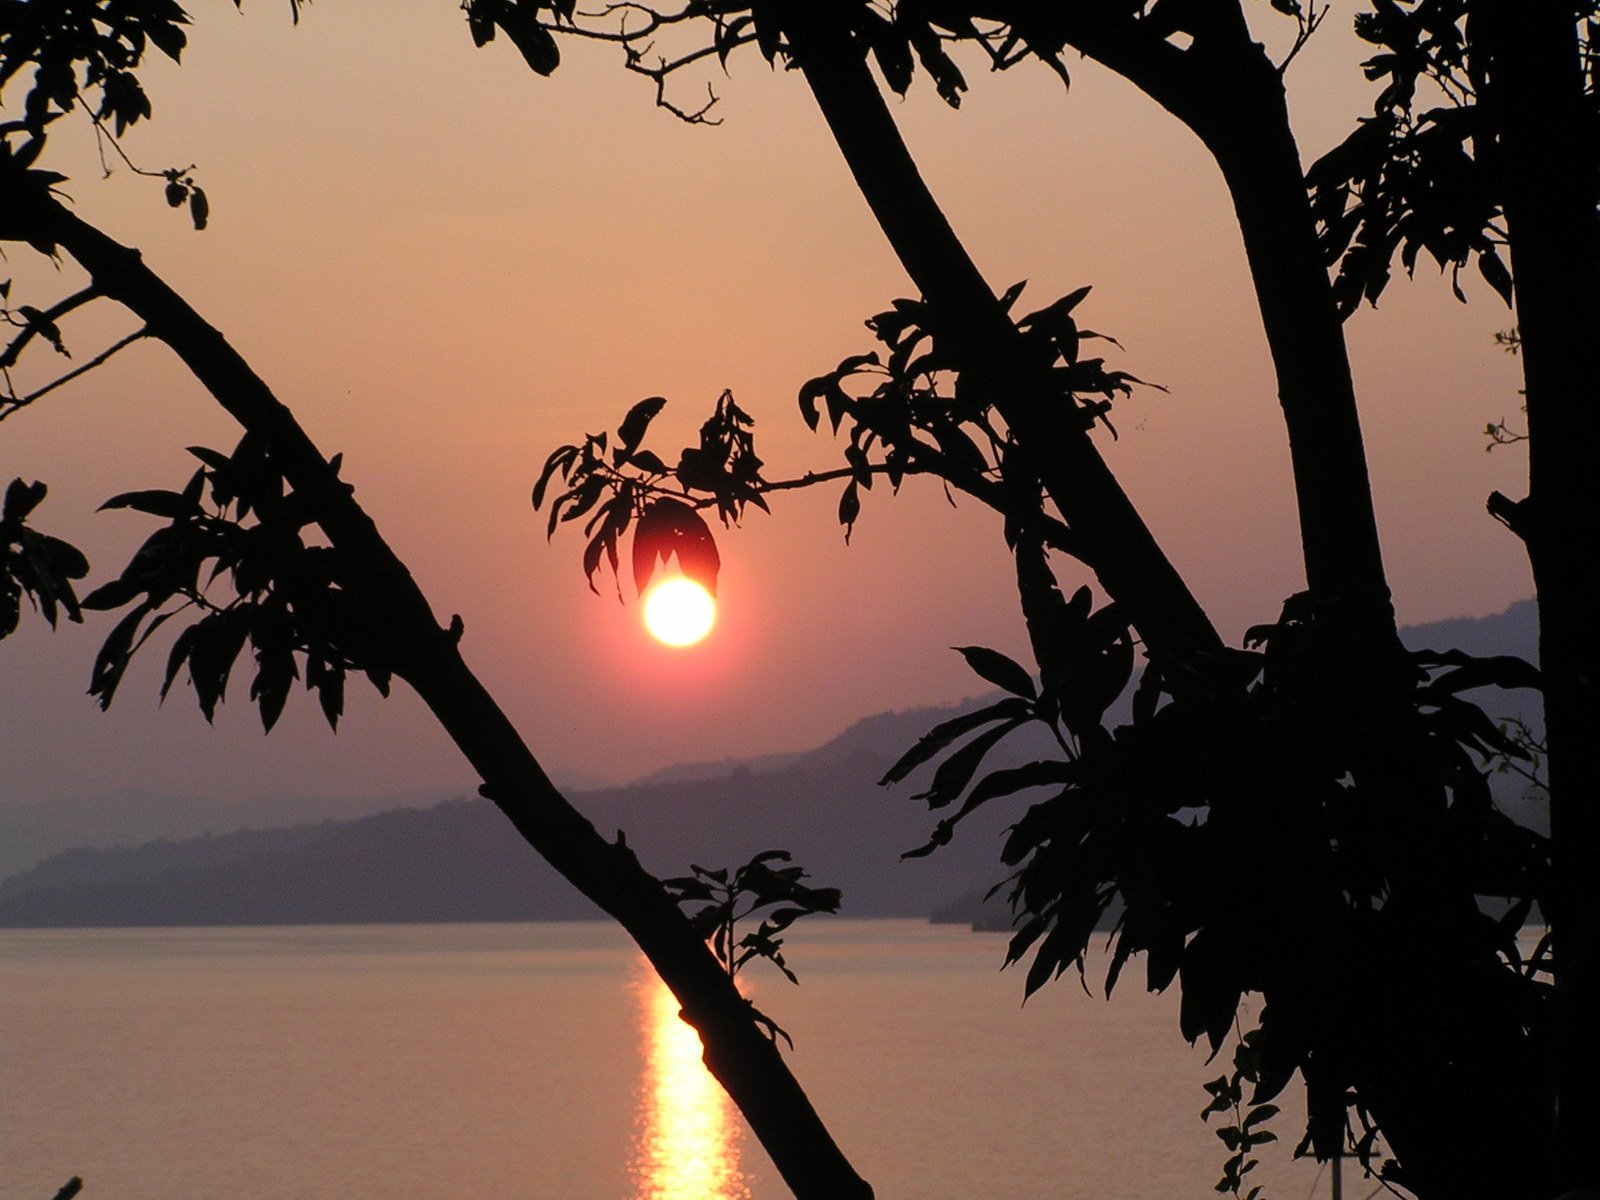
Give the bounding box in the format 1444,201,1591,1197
99,489,195,519
954,759,1076,818
879,696,1033,785
615,396,666,460
1414,649,1541,695
915,717,1026,810
88,603,152,709
631,498,720,596
954,644,1036,699
531,444,577,511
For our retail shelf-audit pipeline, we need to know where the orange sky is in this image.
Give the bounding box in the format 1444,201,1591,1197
1,1,1533,803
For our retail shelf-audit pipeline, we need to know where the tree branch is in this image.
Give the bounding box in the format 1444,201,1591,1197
2,328,150,420
0,286,103,371
778,0,1225,672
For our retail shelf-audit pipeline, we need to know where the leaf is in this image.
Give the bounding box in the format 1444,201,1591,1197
629,449,668,475
531,444,578,512
1414,648,1541,694
189,186,209,231
914,717,1026,810
87,603,153,710
750,0,783,62
312,661,345,731
3,478,46,522
615,396,666,461
497,3,560,75
953,645,1036,699
879,696,1033,785
631,498,721,596
864,10,913,94
99,489,196,520
837,479,861,537
79,575,145,612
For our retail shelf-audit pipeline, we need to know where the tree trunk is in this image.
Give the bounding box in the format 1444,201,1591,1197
782,4,1558,1194
1046,3,1398,651
781,0,1226,674
0,162,873,1200
1471,5,1600,1192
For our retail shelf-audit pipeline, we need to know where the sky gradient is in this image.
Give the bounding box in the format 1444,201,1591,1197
2,0,1534,809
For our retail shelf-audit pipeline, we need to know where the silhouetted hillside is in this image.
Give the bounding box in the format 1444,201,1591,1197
0,698,1023,927
0,601,1542,927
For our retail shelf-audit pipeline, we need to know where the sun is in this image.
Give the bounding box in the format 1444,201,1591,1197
643,577,716,647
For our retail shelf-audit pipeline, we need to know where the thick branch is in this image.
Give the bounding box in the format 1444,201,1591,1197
1472,4,1600,1191
1039,1,1398,642
779,0,1225,671
0,169,871,1200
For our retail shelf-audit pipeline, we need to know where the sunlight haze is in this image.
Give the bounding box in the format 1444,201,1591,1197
1,0,1532,806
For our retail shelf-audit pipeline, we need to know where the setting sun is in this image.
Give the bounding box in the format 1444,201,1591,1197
643,578,716,647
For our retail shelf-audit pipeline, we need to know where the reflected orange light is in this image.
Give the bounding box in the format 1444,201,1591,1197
629,964,751,1200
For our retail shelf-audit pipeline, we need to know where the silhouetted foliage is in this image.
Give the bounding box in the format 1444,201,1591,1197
0,478,88,638
663,849,841,1044
79,436,390,732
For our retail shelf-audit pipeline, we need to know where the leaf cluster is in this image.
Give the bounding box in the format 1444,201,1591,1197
0,477,88,639
662,849,840,1045
79,434,390,733
463,0,1081,128
464,0,575,77
0,0,190,151
889,586,1553,1171
1308,106,1510,314
882,560,1136,861
0,0,288,228
663,850,842,985
1305,0,1600,314
798,283,1140,539
533,390,765,597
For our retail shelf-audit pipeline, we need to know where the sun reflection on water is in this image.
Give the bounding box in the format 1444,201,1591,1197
629,962,752,1200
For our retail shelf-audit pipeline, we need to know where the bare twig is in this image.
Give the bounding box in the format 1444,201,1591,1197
0,328,149,420
0,286,102,370
1277,0,1326,76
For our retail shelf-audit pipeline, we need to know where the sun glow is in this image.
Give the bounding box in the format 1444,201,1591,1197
629,965,751,1200
643,578,716,647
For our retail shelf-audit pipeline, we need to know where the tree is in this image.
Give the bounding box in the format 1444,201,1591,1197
514,1,1595,1196
3,2,1594,1199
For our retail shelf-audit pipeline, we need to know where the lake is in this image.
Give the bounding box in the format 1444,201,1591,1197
2,920,1340,1199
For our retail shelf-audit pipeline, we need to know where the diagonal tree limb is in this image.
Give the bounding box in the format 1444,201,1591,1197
1019,1,1399,647
779,1,1226,676
0,162,872,1200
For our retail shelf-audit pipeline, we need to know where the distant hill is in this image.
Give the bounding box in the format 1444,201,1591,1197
0,601,1542,928
1400,597,1538,663
0,785,466,882
0,697,1027,927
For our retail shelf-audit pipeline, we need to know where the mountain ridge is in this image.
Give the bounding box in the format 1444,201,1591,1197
0,601,1541,928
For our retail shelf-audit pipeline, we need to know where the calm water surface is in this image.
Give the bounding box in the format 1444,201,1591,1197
2,921,1332,1198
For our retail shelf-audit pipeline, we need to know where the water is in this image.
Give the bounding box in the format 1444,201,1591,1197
2,921,1333,1199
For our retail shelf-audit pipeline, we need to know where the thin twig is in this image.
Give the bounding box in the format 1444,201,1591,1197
0,286,102,370
1278,0,1326,76
1,328,149,419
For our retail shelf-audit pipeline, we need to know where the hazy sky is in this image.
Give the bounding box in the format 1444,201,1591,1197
2,0,1533,808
